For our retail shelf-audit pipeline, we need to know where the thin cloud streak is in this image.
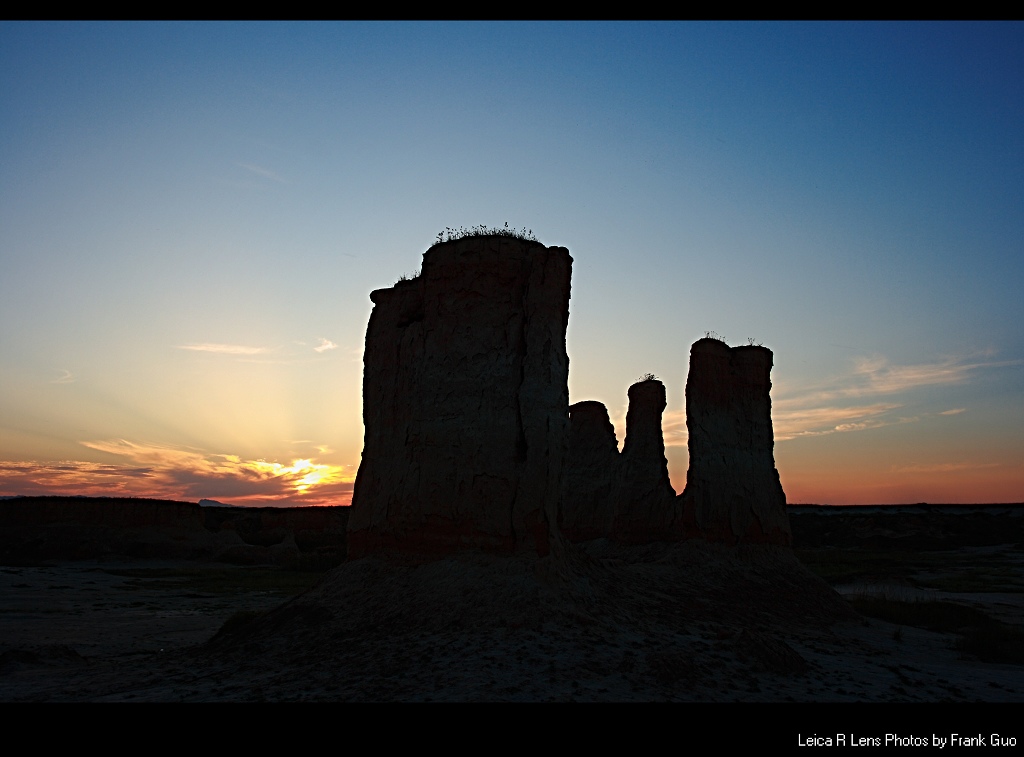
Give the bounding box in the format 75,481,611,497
892,462,1001,474
852,355,978,395
0,460,159,499
236,162,288,183
663,409,687,448
781,354,1022,405
177,343,270,355
770,353,1018,440
771,402,903,441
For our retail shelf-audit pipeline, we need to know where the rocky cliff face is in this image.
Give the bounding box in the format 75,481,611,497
347,236,572,559
678,338,790,545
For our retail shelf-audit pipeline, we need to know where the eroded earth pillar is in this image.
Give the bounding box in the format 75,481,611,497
347,236,572,559
679,338,791,545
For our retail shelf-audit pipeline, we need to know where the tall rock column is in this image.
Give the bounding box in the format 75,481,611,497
678,338,791,545
347,236,572,559
614,378,679,542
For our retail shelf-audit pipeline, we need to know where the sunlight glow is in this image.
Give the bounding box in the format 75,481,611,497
249,457,344,495
0,441,356,506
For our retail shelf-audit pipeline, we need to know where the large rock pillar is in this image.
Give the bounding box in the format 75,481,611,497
347,236,572,559
614,378,679,542
679,338,791,545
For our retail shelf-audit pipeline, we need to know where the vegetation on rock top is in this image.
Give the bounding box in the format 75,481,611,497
397,224,542,283
432,222,538,247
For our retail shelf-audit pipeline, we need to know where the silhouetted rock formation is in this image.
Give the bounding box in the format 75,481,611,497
559,400,621,541
348,237,790,553
347,236,572,559
679,338,791,545
615,378,679,541
559,381,680,544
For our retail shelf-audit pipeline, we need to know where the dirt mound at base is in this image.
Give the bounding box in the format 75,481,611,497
212,539,854,649
187,540,859,701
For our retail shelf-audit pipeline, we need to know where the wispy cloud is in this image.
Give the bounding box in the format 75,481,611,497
786,353,1021,405
180,338,342,363
848,355,980,395
770,352,1017,441
663,409,687,447
283,439,335,454
178,343,270,355
237,162,287,184
771,402,905,440
50,369,75,384
892,462,1000,474
0,460,157,499
0,440,354,506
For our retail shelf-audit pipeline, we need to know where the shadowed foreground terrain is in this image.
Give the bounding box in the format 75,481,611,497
1,507,1022,702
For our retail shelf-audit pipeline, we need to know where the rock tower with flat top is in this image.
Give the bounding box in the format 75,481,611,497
347,236,572,559
678,337,791,545
614,378,679,541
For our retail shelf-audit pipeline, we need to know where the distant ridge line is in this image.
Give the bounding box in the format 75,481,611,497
789,502,1024,507
789,503,1024,515
0,494,346,510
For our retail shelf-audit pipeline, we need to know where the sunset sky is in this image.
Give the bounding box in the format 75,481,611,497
2,22,1022,506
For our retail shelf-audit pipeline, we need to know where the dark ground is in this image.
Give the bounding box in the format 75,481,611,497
1,504,1022,706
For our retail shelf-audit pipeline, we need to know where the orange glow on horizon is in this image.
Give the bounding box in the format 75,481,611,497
0,443,356,507
248,458,346,496
777,465,1024,506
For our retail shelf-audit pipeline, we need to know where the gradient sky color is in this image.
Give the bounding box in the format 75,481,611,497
2,21,1022,506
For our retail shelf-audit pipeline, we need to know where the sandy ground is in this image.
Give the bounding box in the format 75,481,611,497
1,541,1022,704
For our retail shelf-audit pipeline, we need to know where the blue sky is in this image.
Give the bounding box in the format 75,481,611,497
2,21,1022,505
